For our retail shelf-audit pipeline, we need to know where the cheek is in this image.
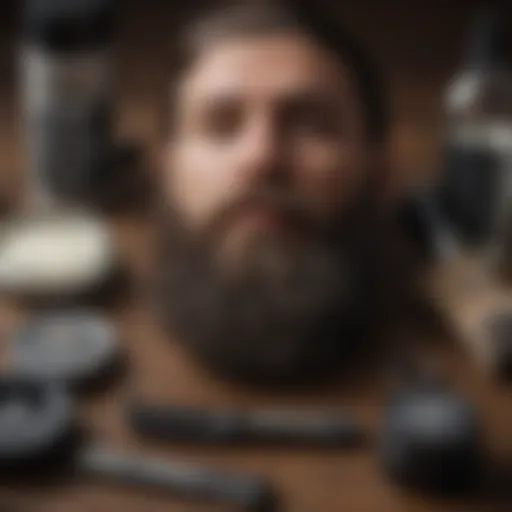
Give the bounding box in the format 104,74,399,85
293,142,366,216
165,142,241,229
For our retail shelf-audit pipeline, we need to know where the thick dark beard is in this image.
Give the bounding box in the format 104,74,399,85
155,191,386,385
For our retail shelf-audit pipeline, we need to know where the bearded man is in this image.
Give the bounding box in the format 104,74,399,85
155,0,415,384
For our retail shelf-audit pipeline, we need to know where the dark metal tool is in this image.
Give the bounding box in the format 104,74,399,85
77,445,276,511
128,403,364,447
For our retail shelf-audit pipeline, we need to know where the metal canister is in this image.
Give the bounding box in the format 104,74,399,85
20,0,115,208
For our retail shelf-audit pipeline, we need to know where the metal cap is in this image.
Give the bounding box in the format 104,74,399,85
23,0,115,52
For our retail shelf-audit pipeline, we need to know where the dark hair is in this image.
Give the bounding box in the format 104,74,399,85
164,0,388,142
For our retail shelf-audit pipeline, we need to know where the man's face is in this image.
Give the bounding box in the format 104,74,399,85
159,32,384,383
165,33,375,266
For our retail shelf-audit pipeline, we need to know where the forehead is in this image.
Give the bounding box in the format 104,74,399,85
177,33,356,104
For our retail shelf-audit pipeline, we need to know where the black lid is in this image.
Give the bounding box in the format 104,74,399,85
464,7,509,70
10,309,119,388
0,377,74,469
22,0,115,52
380,388,482,494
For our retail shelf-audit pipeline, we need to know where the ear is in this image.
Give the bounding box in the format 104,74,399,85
159,140,175,185
144,140,175,211
157,139,171,169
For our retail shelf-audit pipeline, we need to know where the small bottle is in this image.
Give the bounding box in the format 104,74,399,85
20,0,116,209
438,8,512,277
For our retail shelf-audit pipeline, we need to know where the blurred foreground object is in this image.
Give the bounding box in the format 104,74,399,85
128,402,364,448
398,8,512,378
0,377,276,511
78,445,277,511
7,309,120,390
399,189,512,379
0,209,118,302
439,7,512,278
380,357,483,494
0,377,74,471
424,249,512,379
20,0,142,209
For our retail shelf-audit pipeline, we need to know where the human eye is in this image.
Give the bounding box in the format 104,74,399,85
283,93,342,138
199,98,244,141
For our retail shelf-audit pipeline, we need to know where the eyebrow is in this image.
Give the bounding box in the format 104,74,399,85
194,85,343,109
279,88,342,109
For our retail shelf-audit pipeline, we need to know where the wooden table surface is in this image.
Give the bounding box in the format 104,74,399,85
1,3,512,510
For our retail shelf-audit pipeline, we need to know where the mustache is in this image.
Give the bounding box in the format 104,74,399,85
206,189,318,237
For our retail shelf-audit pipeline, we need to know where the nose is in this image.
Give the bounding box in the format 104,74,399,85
236,114,286,187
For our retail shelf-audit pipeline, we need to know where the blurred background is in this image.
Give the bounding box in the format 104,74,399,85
1,0,512,200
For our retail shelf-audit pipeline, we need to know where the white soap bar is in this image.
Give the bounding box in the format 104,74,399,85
0,213,115,296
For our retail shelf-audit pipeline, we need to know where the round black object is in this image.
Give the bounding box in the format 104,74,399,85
0,378,73,469
379,388,483,494
10,310,119,388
